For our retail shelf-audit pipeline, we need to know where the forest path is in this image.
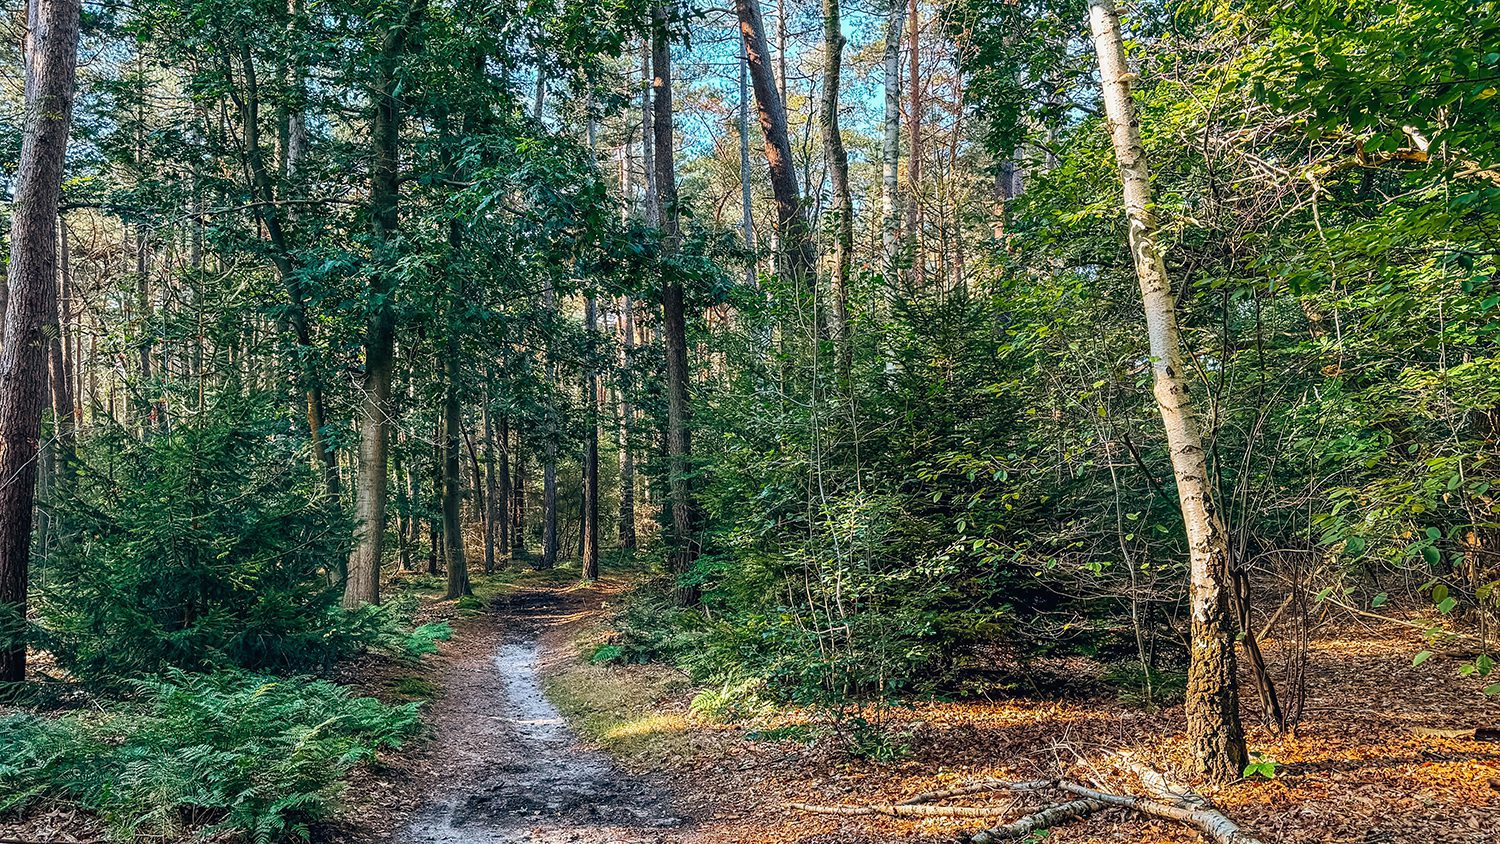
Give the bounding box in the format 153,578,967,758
397,585,685,844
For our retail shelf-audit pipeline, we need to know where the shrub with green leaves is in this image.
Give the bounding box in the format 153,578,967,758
33,398,362,680
0,669,420,842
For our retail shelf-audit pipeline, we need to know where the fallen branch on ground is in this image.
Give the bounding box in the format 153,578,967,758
896,779,1028,805
792,768,1265,844
1052,781,1264,844
969,798,1107,842
790,779,1055,818
790,801,1018,818
1408,725,1500,741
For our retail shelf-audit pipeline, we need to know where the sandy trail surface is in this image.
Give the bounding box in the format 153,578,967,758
397,590,683,844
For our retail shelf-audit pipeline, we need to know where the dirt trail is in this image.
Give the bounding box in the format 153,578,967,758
397,588,684,844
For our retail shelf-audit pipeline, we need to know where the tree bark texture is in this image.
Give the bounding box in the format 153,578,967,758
882,0,905,280
582,296,600,580
820,0,853,381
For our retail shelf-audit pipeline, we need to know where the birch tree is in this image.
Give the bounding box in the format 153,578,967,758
1086,0,1248,783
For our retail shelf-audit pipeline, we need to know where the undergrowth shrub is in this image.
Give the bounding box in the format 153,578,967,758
0,669,420,842
32,398,369,680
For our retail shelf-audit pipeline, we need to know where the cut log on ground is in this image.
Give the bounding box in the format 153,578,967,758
791,779,1056,818
790,801,1018,818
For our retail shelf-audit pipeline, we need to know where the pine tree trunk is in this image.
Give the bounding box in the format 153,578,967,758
617,297,637,550
820,0,852,381
442,219,470,599
482,401,499,573
734,0,816,291
906,0,924,289
51,217,75,474
0,0,82,684
739,44,756,287
640,41,658,228
497,412,512,558
512,433,527,558
441,364,469,598
653,6,701,606
428,423,442,576
1086,0,1248,785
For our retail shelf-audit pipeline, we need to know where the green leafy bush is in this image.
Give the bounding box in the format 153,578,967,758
33,399,362,680
0,669,420,842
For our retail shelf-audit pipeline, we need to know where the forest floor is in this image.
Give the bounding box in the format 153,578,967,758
331,569,1500,844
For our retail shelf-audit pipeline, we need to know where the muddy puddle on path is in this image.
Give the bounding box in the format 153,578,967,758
403,637,683,844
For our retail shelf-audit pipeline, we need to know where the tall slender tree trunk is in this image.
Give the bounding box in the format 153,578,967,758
51,217,75,473
617,297,638,550
395,430,413,571
820,0,852,381
739,43,756,286
512,432,527,558
442,221,470,599
540,292,559,570
882,0,905,280
1086,0,1247,784
428,423,442,575
284,0,308,177
906,0,924,288
482,401,499,573
653,5,702,606
641,41,658,228
345,0,426,608
237,43,340,501
582,296,600,580
441,354,469,598
734,0,816,292
0,0,82,684
497,412,512,557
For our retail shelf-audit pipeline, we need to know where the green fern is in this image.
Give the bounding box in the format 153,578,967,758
0,669,420,842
